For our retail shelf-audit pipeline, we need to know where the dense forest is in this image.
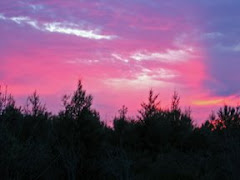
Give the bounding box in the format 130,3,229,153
0,81,240,180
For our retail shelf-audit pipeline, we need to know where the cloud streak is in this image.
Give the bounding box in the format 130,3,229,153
131,48,194,62
0,14,115,40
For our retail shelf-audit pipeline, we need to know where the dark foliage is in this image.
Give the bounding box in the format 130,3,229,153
0,82,240,179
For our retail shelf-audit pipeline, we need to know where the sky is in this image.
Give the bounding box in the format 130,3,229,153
1,0,240,125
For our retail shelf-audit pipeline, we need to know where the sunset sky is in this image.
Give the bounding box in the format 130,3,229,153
1,0,240,124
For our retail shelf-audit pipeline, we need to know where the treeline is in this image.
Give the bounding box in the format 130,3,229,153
0,81,240,180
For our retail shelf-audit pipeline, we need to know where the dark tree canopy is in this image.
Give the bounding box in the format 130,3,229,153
0,81,240,180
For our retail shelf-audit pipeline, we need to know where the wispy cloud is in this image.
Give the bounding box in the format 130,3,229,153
233,43,240,52
202,32,223,39
142,68,178,79
66,59,99,64
0,14,6,20
0,14,115,40
44,22,115,40
111,53,129,63
215,43,240,52
104,67,177,90
104,73,169,89
29,4,44,11
9,16,39,29
130,48,194,62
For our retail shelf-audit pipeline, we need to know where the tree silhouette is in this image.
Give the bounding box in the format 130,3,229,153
24,91,47,117
138,89,161,122
1,81,240,179
54,80,104,179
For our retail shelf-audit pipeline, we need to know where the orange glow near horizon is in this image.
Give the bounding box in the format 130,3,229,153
193,99,224,106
